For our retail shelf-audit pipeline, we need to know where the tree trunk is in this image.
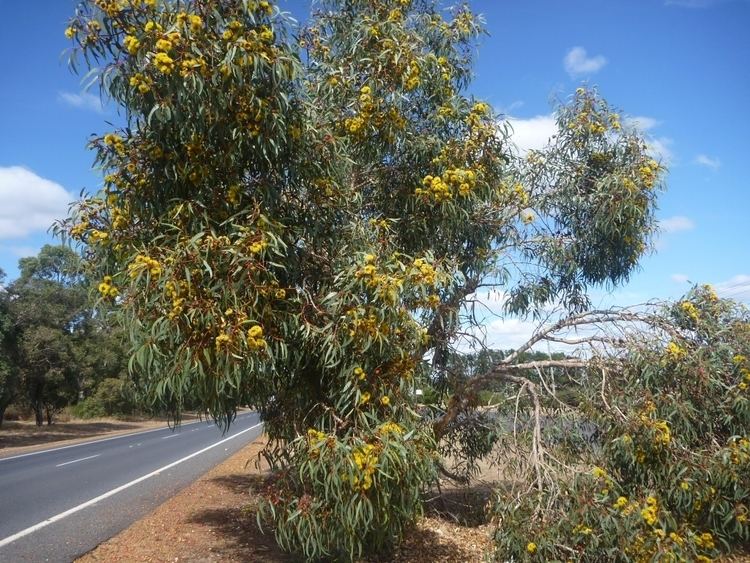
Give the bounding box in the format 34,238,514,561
34,402,44,426
46,405,53,425
0,404,6,428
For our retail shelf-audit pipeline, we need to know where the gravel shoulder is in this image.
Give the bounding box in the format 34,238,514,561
77,435,493,563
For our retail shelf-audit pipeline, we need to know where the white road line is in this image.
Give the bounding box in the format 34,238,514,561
161,434,178,440
55,454,100,468
0,422,262,549
0,412,254,463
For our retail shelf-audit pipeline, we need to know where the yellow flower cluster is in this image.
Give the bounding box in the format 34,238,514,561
350,444,378,491
380,395,390,406
258,0,274,16
103,133,125,155
180,56,207,77
223,20,244,41
353,366,366,380
176,12,203,33
70,221,88,238
359,391,371,405
129,73,152,94
354,256,403,304
128,254,162,278
89,229,109,244
652,420,671,446
403,60,421,91
729,436,750,465
65,26,77,39
248,238,268,254
97,275,119,299
641,496,659,526
734,355,750,392
665,341,687,362
153,52,175,74
246,325,266,350
694,531,715,550
416,168,477,201
513,183,529,207
613,496,628,510
572,524,593,535
124,35,140,54
592,466,607,479
639,159,660,189
168,297,185,320
346,309,383,339
526,542,537,554
307,428,326,444
344,85,375,135
465,101,491,128
679,300,700,322
377,421,403,436
638,409,672,447
411,258,437,285
215,333,231,351
144,20,163,34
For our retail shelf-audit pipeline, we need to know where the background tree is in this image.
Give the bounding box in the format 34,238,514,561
61,0,662,558
0,268,19,427
9,245,87,425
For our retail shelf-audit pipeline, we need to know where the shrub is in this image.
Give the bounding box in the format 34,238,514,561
73,377,136,418
491,286,750,561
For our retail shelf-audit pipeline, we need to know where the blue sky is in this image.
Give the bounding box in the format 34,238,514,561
0,0,748,310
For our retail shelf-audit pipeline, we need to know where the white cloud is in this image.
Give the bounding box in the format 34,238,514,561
0,167,72,239
8,245,40,258
623,116,660,132
563,47,607,77
714,275,750,302
671,273,690,284
622,116,673,164
666,0,744,7
694,154,721,169
58,91,105,114
659,215,695,234
481,317,540,350
647,137,674,165
506,114,557,153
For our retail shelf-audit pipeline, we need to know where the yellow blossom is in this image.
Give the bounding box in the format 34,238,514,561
155,38,172,52
153,52,175,74
526,542,537,554
123,35,140,54
214,333,231,351
380,396,390,406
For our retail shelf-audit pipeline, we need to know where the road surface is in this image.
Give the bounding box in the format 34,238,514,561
0,411,263,562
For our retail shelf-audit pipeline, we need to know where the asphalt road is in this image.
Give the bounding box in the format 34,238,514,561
0,411,263,562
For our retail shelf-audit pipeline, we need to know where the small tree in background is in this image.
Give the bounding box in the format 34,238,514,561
9,246,87,425
0,268,19,427
61,0,661,558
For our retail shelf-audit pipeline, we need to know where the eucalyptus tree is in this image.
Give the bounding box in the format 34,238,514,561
62,0,662,558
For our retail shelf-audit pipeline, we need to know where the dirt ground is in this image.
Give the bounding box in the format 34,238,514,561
77,436,494,563
0,414,201,457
